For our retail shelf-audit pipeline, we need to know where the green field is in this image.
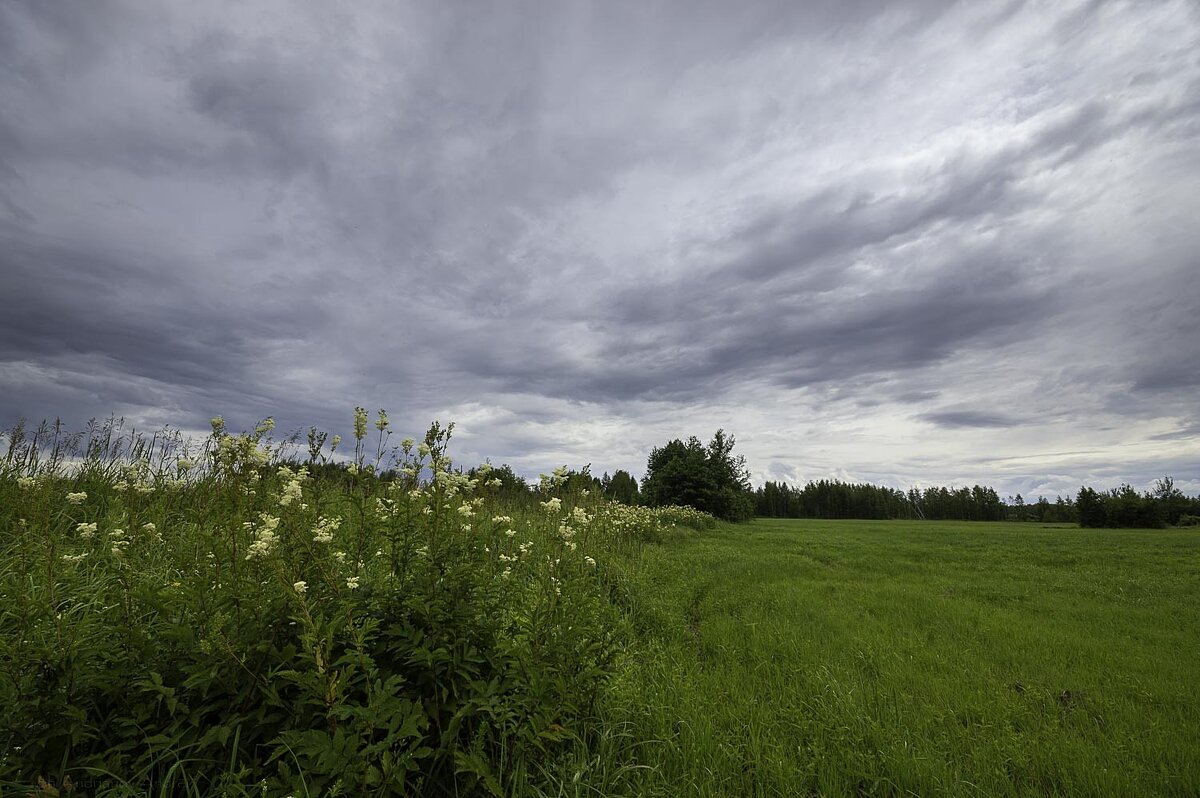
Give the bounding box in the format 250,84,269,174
595,519,1200,797
6,430,1200,797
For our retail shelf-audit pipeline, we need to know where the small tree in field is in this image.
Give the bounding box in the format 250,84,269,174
601,469,640,505
641,430,754,522
1076,486,1107,528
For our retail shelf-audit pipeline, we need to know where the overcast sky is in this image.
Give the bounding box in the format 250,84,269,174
2,0,1198,498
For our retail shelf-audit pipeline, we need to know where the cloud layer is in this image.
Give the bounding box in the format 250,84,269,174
2,0,1198,498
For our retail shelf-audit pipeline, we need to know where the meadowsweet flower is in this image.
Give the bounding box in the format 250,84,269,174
505,528,517,538
245,514,281,559
585,556,597,568
334,551,347,563
256,417,276,435
402,437,415,452
66,492,87,505
345,576,361,590
540,497,562,514
142,523,156,533
581,489,590,497
492,515,512,524
347,463,358,476
17,476,36,489
77,522,97,538
417,442,431,457
177,458,195,471
134,482,155,495
375,409,389,431
279,467,305,507
312,515,341,544
293,581,308,594
330,434,341,449
501,567,512,579
457,504,474,518
62,552,89,563
375,497,396,519
354,407,369,441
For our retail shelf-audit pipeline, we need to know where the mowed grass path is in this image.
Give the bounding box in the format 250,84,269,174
602,520,1200,797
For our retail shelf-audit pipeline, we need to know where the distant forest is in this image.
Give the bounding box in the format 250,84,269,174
753,477,1200,529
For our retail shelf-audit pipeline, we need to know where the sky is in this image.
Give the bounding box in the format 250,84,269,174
1,0,1198,499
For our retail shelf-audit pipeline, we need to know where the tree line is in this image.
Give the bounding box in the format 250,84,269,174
396,428,1199,530
754,476,1200,527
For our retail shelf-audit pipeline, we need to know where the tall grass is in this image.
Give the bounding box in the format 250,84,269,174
0,411,711,796
594,518,1200,796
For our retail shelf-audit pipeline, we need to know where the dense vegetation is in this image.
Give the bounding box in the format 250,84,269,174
0,413,714,796
3,414,1195,795
599,518,1200,796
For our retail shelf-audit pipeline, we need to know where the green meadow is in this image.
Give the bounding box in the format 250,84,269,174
4,417,1198,796
593,519,1200,797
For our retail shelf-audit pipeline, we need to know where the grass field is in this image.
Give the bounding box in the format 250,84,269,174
6,424,1199,797
595,519,1200,797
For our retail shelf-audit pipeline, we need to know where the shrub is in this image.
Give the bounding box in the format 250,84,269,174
0,412,712,795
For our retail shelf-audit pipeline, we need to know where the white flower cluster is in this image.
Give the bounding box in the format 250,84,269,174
538,466,570,493
540,497,562,514
278,465,308,507
215,432,271,474
66,491,88,505
375,497,397,520
109,527,130,556
312,515,341,544
112,460,156,494
434,470,478,498
354,407,369,442
77,522,98,539
245,513,281,559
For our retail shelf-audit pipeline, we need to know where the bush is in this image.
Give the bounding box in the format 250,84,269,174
0,412,711,796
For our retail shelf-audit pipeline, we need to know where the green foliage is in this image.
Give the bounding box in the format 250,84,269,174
0,412,713,796
598,518,1200,796
641,430,754,522
600,469,640,506
1078,483,1178,529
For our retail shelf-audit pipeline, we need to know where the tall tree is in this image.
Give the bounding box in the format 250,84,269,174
641,431,754,522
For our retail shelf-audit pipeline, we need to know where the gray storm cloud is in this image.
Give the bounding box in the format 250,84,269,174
1,0,1197,497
